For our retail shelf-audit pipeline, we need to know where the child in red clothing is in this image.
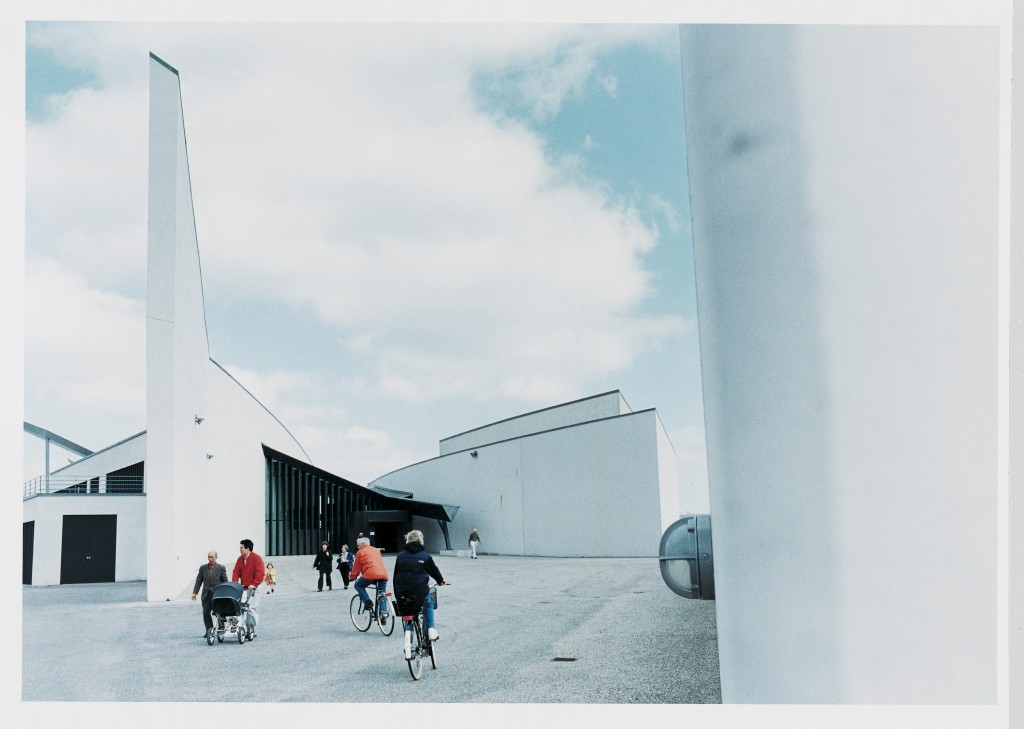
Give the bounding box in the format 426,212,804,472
264,562,277,593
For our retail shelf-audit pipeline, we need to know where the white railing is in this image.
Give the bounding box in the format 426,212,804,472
23,475,144,499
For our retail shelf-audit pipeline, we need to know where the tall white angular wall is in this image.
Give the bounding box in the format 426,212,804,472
679,25,998,703
374,409,675,556
145,56,311,600
146,55,211,602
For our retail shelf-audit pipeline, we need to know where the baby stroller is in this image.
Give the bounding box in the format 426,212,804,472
208,582,256,645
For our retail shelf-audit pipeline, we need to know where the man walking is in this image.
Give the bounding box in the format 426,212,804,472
232,538,266,636
468,527,481,559
191,549,227,638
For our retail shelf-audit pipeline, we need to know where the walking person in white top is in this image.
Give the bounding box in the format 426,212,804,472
468,528,481,559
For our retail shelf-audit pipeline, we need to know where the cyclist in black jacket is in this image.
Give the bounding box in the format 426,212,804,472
393,530,447,640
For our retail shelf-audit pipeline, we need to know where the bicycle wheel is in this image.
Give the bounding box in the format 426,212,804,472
350,594,371,632
377,598,395,636
429,638,437,670
407,622,424,680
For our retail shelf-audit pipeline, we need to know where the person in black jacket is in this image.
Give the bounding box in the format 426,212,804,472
312,541,333,591
393,530,447,643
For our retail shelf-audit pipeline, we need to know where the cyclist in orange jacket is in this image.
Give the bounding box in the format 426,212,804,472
350,536,389,620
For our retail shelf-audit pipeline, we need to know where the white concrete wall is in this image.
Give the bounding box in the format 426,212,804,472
145,55,312,600
680,24,998,703
201,361,311,572
146,55,211,601
48,432,146,493
654,414,681,532
376,409,673,557
23,495,146,586
439,390,629,455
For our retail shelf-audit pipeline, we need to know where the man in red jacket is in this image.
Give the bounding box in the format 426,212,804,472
350,536,389,620
232,538,266,635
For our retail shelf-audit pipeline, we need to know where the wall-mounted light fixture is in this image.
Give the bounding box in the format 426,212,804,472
470,451,478,458
659,514,714,600
195,415,205,425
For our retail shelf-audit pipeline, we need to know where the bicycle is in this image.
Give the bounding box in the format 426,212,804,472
349,580,395,636
400,584,440,680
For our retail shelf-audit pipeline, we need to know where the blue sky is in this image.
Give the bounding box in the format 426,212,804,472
22,22,710,510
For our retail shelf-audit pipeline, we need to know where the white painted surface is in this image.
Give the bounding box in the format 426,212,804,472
439,390,629,455
680,24,998,703
201,361,311,569
145,56,311,600
146,56,210,602
47,432,146,493
23,495,146,586
375,409,675,557
655,415,681,533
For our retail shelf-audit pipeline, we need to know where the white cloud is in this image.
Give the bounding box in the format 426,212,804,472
217,362,430,483
648,193,683,234
599,74,619,96
23,256,146,477
294,424,419,485
25,23,694,477
26,85,148,291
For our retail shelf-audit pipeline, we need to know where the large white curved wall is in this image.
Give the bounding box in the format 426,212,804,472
439,390,630,455
373,408,679,557
680,25,998,703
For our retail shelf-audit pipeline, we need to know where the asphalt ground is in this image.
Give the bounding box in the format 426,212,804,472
22,554,721,706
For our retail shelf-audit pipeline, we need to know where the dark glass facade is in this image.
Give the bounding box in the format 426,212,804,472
106,462,145,493
264,445,457,556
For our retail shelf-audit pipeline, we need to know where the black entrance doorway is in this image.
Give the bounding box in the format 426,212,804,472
60,514,117,584
23,521,35,585
370,521,403,553
351,510,412,553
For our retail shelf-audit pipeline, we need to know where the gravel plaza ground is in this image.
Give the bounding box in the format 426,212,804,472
21,553,721,711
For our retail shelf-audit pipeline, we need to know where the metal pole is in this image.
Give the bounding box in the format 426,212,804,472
44,437,50,494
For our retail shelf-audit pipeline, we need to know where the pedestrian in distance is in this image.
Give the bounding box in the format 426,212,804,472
191,549,227,638
313,541,333,591
468,527,481,559
337,544,354,589
264,562,277,594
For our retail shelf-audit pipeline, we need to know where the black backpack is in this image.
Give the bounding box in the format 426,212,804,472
395,591,422,616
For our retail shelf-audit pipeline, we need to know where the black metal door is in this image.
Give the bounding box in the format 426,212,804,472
23,521,34,585
60,515,117,584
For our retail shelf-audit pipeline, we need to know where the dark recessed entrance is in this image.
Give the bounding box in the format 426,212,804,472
60,514,117,584
23,521,35,585
353,510,412,553
263,445,458,556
